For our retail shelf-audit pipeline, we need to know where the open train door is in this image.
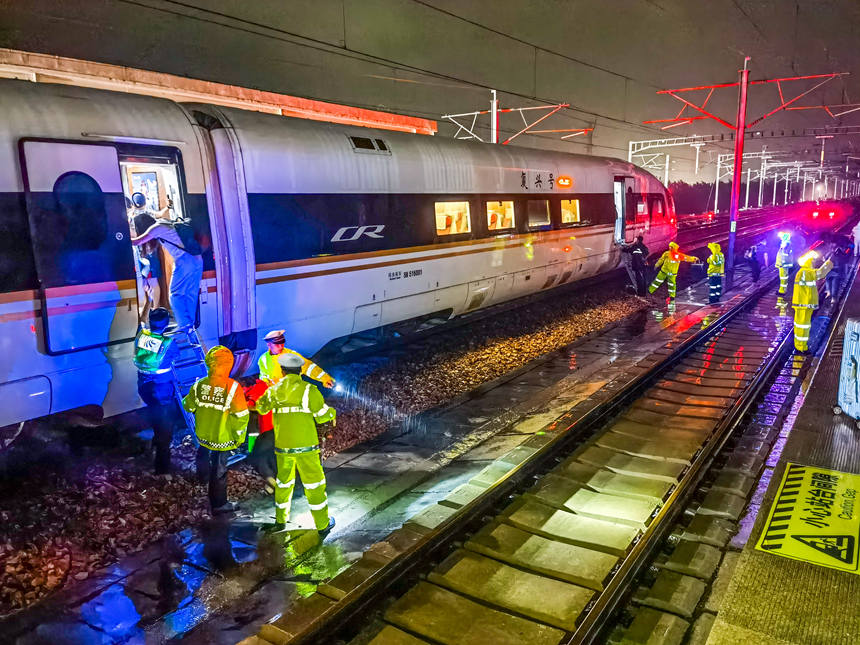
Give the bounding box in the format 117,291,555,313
613,176,636,244
19,139,138,354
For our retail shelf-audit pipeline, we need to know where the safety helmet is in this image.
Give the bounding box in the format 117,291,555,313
276,352,304,370
708,242,721,253
131,192,147,208
204,345,234,373
778,231,791,243
669,241,679,250
264,329,286,345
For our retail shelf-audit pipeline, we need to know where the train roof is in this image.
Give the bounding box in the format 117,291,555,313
199,103,665,196
0,78,665,197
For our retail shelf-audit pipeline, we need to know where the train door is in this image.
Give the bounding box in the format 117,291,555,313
19,139,138,353
118,155,190,324
613,177,635,243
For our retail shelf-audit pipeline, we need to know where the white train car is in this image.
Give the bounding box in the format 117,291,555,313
0,79,675,434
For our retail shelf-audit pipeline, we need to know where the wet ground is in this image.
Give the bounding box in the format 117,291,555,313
1,268,763,644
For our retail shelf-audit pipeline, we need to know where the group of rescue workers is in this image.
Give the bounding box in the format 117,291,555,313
624,228,843,354
133,320,338,537
130,211,848,538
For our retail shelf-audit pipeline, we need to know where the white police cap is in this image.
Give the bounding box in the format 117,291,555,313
264,329,286,343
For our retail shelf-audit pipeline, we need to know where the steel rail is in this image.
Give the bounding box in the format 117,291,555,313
291,270,784,645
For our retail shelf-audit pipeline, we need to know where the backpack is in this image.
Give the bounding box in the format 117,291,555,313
162,219,203,256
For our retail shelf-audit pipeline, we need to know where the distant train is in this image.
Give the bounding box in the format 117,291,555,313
0,79,676,435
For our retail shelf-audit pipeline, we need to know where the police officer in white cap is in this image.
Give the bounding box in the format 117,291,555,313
258,330,334,389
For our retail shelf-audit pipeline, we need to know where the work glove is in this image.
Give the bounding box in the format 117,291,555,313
322,376,335,389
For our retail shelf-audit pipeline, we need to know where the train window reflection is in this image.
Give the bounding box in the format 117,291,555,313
527,199,550,227
561,199,580,224
487,201,515,231
435,201,471,236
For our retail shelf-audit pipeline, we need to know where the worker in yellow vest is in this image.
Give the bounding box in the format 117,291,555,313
648,242,698,300
255,352,337,536
183,346,249,514
258,330,335,389
776,231,795,296
792,251,832,353
706,242,726,304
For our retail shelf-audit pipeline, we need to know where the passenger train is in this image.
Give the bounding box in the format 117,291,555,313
0,79,675,435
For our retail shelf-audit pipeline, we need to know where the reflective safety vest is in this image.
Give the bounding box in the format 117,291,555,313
258,348,331,386
182,377,249,450
792,260,832,309
776,244,794,269
707,252,725,276
255,373,336,452
656,249,695,275
133,329,178,381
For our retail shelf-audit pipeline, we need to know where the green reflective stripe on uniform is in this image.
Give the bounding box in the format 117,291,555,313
314,404,332,418
308,499,328,511
275,444,320,454
276,478,295,488
303,479,325,489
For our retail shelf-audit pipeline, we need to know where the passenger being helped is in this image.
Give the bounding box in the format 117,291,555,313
254,352,337,536
130,191,203,332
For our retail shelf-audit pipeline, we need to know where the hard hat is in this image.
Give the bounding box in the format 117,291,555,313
264,329,286,345
669,241,679,250
131,192,147,208
204,345,234,371
276,352,304,370
148,307,170,333
779,231,791,243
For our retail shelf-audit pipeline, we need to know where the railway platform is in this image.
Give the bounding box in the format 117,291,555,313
0,265,777,645
705,261,860,643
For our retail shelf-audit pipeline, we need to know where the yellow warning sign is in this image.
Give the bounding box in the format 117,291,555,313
756,462,860,573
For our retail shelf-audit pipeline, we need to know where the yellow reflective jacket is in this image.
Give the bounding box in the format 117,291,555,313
776,243,794,269
183,377,249,451
792,260,832,309
706,243,725,276
655,249,697,275
255,373,336,451
258,348,331,386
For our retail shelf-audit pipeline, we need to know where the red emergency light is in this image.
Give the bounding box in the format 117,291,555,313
556,175,572,188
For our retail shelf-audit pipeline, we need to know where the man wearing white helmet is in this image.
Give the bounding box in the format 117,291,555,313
258,330,334,389
255,351,337,536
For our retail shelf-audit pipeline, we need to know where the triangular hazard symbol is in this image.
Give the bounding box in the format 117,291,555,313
791,534,855,565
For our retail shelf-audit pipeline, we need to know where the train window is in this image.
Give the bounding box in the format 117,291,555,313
561,199,580,225
487,201,515,231
375,139,389,151
527,200,551,228
435,201,471,236
349,136,376,151
650,196,664,219
637,197,648,216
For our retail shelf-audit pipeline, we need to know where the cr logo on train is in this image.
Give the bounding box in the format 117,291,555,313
331,225,386,242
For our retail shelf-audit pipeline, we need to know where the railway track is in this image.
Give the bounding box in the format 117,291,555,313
275,263,806,645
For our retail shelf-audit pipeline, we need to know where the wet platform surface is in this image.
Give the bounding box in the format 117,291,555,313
707,264,860,645
1,268,769,644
